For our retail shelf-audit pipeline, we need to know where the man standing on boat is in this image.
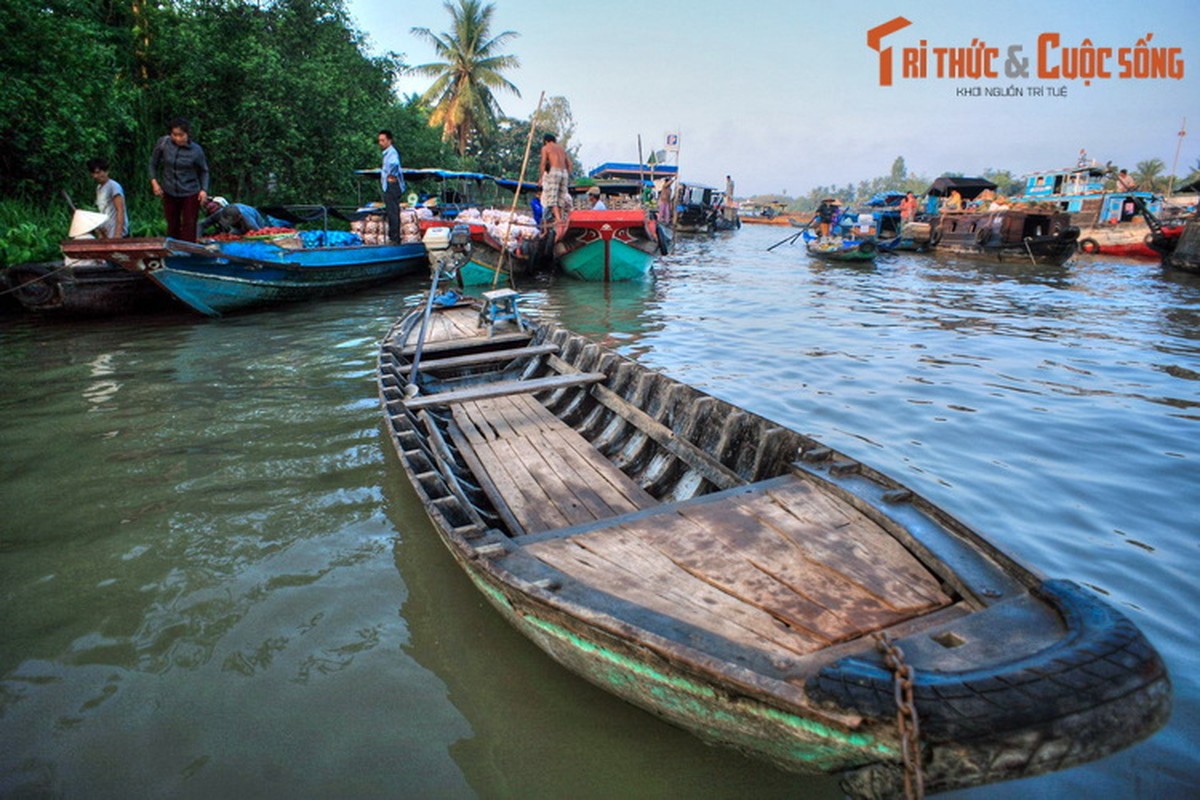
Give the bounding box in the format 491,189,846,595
539,133,572,236
377,130,405,244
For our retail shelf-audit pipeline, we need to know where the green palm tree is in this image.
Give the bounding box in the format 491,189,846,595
410,0,520,156
1134,158,1166,193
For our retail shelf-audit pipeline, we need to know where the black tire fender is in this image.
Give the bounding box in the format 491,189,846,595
1079,237,1100,254
805,579,1170,741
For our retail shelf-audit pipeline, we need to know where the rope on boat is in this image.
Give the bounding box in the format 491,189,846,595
0,262,74,297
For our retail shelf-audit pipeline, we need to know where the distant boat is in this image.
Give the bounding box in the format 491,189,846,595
929,208,1079,265
552,169,673,282
398,169,548,287
1013,163,1168,259
377,296,1170,798
741,203,809,227
674,182,733,234
64,235,427,316
804,233,878,263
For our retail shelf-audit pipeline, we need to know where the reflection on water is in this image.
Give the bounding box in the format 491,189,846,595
1,229,1198,798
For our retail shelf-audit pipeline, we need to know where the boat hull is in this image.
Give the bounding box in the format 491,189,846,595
158,240,425,315
805,238,877,263
377,303,1169,797
4,259,177,315
931,210,1079,265
1164,218,1200,272
557,210,661,281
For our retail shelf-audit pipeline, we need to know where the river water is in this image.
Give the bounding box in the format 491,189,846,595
1,224,1197,798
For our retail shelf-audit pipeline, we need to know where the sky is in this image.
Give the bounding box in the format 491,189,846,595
344,0,1200,197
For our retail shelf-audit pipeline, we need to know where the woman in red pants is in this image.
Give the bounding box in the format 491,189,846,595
149,117,209,242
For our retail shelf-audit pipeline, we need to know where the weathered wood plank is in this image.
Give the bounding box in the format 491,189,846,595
527,524,827,659
545,354,745,490
672,492,937,636
445,416,528,537
748,481,950,609
397,343,559,374
453,396,656,534
403,372,606,410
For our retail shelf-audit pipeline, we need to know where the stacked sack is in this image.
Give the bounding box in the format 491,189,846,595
477,207,541,252
350,209,422,244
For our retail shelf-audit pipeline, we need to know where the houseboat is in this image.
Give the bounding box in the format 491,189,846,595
930,207,1078,265
1014,163,1164,259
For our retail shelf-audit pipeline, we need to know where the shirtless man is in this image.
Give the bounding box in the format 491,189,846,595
539,133,572,236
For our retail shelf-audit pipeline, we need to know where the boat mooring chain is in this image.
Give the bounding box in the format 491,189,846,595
873,632,925,800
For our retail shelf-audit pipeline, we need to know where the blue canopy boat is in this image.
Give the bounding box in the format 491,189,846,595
61,234,427,316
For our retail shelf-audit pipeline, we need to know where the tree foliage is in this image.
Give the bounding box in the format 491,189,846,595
0,0,455,211
409,0,520,156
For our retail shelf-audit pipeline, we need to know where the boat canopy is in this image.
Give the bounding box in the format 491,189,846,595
926,176,998,200
588,162,679,183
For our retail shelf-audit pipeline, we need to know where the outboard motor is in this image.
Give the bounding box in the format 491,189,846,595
422,223,472,282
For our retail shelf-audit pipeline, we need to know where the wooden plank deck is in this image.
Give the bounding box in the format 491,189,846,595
453,395,658,535
522,476,953,659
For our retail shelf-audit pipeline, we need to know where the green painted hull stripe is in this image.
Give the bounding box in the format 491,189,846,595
467,570,892,760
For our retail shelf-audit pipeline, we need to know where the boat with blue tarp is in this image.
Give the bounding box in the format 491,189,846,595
61,229,427,316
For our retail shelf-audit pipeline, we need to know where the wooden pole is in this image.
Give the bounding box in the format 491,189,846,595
1168,117,1186,197
494,91,546,288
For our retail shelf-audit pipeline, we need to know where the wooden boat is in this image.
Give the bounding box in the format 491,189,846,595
4,212,179,316
419,215,544,287
1163,217,1200,273
556,208,668,282
929,209,1079,265
673,182,727,235
65,235,427,316
741,204,809,227
1014,163,1168,259
4,258,179,315
377,298,1170,797
805,235,877,263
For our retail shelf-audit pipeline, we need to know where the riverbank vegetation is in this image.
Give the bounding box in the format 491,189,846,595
0,0,564,265
2,0,1195,266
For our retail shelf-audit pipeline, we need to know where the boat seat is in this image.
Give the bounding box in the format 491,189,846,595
479,288,526,337
449,394,658,536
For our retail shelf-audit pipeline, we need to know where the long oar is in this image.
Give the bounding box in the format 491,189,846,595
767,217,813,251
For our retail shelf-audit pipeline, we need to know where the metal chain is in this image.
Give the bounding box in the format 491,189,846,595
873,632,925,800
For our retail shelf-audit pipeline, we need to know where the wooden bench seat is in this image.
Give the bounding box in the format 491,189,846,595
403,372,606,410
449,394,658,535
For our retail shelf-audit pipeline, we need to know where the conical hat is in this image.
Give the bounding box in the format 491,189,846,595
69,210,109,237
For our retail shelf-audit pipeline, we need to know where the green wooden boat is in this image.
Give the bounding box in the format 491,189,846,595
556,209,667,281
377,299,1169,798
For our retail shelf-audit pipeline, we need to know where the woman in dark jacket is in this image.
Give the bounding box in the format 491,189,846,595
149,117,209,242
